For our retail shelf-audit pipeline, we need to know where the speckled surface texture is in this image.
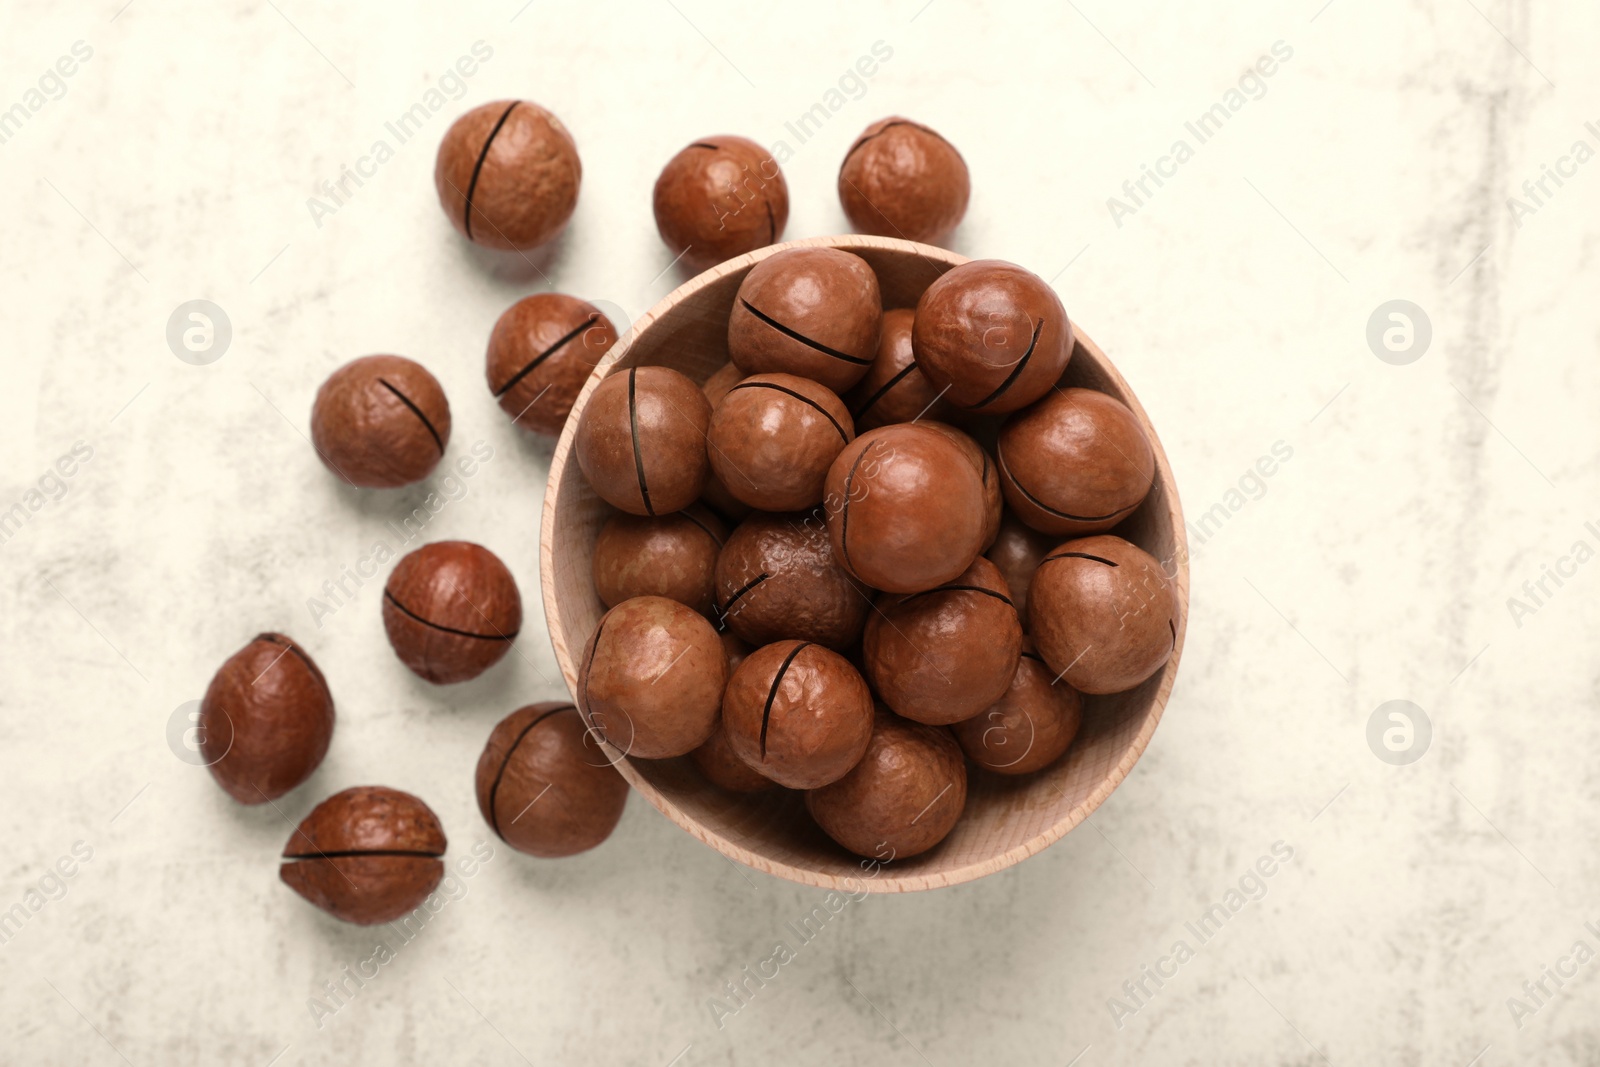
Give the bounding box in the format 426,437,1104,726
3,0,1598,1063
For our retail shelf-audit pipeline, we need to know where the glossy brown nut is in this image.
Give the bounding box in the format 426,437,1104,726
997,387,1155,537
382,541,522,685
844,308,954,431
708,373,855,511
713,511,868,650
951,641,1082,775
823,423,987,594
805,710,966,860
838,117,970,245
727,247,882,393
579,596,726,759
912,260,1074,414
862,557,1022,725
310,355,451,489
486,294,617,436
698,364,753,523
721,640,874,789
593,506,725,616
690,720,777,794
435,100,580,251
575,366,711,516
475,703,628,858
653,136,789,273
985,512,1058,621
921,421,1002,551
199,633,334,804
1029,535,1178,695
279,786,447,926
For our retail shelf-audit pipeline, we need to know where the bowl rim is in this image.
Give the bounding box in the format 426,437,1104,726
540,233,1189,892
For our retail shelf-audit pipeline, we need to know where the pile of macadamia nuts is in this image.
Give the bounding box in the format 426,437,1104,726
570,246,1177,862
195,95,1174,925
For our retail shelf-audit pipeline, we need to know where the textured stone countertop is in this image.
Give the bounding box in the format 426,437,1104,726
3,0,1597,1063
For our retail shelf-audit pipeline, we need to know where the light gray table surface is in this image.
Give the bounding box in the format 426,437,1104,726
3,0,1597,1063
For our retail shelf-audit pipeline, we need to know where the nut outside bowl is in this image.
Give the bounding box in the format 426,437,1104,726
542,235,1188,893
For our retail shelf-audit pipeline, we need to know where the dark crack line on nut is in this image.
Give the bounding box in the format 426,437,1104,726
996,440,1140,523
740,299,872,366
895,584,1015,609
581,618,609,723
850,362,919,422
257,633,321,678
486,704,573,841
759,642,811,760
282,848,445,861
1041,551,1119,568
462,100,519,240
1168,618,1177,650
715,572,770,630
729,381,850,442
689,142,721,151
378,379,444,455
971,318,1043,411
383,590,519,640
627,368,656,516
838,442,877,577
494,314,600,398
764,199,776,244
680,508,725,549
838,119,943,175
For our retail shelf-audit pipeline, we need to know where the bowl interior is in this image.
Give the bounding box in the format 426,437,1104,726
542,235,1188,892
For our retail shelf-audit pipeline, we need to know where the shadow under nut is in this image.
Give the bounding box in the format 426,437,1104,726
996,387,1155,537
1027,535,1178,695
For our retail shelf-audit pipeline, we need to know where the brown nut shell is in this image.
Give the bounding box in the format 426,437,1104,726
575,366,712,516
823,423,987,594
721,640,874,790
713,511,868,650
199,633,334,804
578,596,727,759
862,557,1022,725
1028,535,1178,695
486,294,617,436
804,710,967,860
382,541,522,685
997,387,1155,537
985,512,1058,621
310,355,451,489
920,421,1002,551
912,260,1073,414
727,247,882,393
690,720,777,794
951,641,1082,774
474,703,629,858
653,136,789,273
435,100,581,251
844,308,954,430
838,117,970,245
592,506,726,616
708,373,854,512
279,786,447,926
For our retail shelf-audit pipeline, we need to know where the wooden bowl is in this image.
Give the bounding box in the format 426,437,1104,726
541,235,1188,893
